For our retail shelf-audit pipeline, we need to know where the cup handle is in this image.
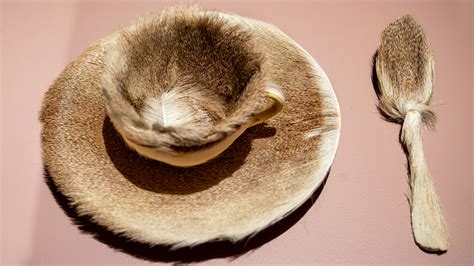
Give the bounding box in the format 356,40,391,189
250,86,285,126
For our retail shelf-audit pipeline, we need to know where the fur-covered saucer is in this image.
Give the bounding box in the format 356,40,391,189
40,7,340,248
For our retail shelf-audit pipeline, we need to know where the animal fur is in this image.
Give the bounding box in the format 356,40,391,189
39,6,340,248
375,15,448,252
375,15,435,128
102,7,275,154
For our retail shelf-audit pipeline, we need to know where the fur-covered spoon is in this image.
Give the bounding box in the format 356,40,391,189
374,15,448,253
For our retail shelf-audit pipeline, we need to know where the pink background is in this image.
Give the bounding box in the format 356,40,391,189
1,0,472,265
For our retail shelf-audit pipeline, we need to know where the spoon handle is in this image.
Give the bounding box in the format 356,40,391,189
401,110,449,252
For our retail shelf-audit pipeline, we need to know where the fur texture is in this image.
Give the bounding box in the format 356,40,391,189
39,7,340,248
376,14,435,128
102,7,274,154
375,15,448,252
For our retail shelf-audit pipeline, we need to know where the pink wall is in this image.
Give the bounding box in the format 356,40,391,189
1,0,472,264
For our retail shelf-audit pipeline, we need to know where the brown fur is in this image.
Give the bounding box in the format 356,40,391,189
40,7,340,247
375,14,436,128
102,7,271,153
